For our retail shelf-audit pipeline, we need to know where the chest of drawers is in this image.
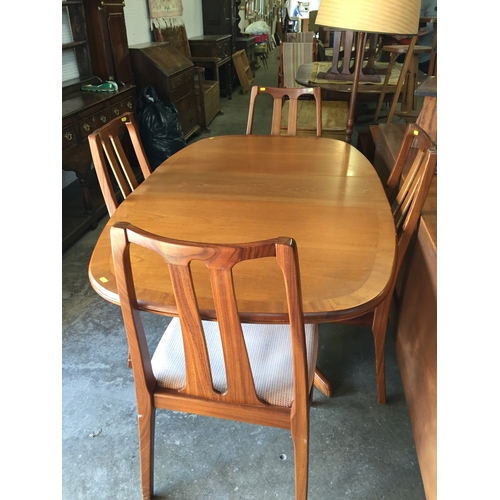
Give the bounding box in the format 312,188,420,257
189,35,234,98
129,42,201,141
62,82,136,251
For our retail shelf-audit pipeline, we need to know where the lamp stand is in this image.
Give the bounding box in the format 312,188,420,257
344,32,366,143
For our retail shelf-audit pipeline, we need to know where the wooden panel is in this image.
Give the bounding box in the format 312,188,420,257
394,223,437,500
371,122,437,500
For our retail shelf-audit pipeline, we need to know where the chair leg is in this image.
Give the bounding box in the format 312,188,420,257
371,298,391,404
291,413,309,500
137,405,156,500
314,367,333,397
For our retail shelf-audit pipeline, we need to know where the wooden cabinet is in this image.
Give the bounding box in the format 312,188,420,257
83,0,133,84
188,35,234,98
62,0,136,252
62,83,136,251
201,0,240,52
201,0,242,90
236,35,257,76
129,42,201,140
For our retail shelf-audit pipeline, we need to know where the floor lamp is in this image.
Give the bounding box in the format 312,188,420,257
315,0,421,143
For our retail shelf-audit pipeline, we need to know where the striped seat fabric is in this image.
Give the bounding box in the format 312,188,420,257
280,42,316,88
152,318,318,407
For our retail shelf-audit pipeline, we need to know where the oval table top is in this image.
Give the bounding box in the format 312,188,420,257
89,135,396,324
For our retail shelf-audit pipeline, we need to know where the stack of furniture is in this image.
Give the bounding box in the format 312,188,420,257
62,0,136,252
189,35,234,99
151,22,221,129
199,0,242,94
277,38,349,140
129,42,201,140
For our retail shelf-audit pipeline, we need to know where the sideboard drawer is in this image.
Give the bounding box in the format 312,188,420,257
110,96,135,118
62,124,78,151
78,111,109,139
217,38,232,60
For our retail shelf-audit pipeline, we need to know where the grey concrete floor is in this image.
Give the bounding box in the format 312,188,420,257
62,48,425,499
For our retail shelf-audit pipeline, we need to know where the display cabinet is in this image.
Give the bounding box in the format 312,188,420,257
62,0,135,252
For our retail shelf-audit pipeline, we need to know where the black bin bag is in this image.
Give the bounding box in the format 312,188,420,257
137,86,186,170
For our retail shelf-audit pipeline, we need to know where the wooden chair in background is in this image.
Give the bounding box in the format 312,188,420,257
88,112,151,217
318,30,381,81
279,41,317,88
246,86,322,136
314,123,437,404
110,223,319,500
372,37,432,124
246,85,348,140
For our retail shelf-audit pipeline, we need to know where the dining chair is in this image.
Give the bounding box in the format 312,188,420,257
279,41,317,88
88,111,151,217
315,123,437,404
110,222,319,500
246,85,322,136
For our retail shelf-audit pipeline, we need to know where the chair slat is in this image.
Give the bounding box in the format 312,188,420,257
246,86,322,137
88,112,152,216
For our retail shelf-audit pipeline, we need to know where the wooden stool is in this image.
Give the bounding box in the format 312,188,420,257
373,38,431,124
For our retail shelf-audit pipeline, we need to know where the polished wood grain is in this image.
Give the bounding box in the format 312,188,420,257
111,224,315,499
89,135,396,326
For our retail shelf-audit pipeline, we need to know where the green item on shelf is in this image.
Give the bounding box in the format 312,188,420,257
81,81,119,93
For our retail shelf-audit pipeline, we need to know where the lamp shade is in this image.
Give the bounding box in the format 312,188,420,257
315,0,421,35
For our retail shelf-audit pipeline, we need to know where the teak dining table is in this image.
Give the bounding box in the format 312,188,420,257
89,135,396,326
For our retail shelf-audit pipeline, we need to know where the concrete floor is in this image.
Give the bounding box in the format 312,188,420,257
62,48,425,499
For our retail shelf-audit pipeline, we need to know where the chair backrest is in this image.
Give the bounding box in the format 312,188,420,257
279,41,316,88
386,123,437,274
246,85,322,136
329,30,379,79
286,32,315,43
88,112,151,216
110,222,310,407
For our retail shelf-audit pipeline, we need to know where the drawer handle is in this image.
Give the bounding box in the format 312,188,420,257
113,108,120,115
127,101,133,109
100,115,107,123
64,132,73,141
83,123,91,132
